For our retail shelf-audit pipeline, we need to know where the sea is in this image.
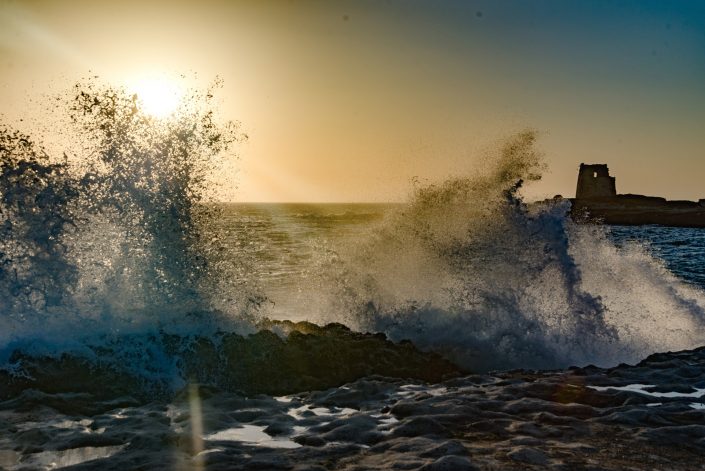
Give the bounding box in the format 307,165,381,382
1,204,704,470
1,97,704,469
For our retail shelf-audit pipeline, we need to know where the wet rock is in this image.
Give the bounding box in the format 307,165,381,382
293,434,326,447
393,417,448,437
244,454,293,470
390,401,438,418
263,421,293,436
637,424,705,446
322,422,382,445
507,446,549,465
419,455,479,471
4,346,705,470
418,439,468,458
1,322,465,401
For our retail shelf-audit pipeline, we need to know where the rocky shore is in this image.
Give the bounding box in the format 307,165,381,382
571,195,705,228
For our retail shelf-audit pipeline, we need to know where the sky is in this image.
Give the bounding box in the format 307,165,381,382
1,0,704,202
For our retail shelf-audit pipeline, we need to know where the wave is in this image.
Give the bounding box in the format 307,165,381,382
0,82,257,349
0,82,460,398
310,131,705,371
1,82,704,399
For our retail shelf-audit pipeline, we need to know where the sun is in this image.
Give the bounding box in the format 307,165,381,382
128,76,184,118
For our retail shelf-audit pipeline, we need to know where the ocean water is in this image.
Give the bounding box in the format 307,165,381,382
215,203,392,322
1,90,704,469
608,225,705,289
221,204,705,321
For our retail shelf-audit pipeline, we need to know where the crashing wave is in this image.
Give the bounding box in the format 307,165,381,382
311,131,705,371
1,83,704,400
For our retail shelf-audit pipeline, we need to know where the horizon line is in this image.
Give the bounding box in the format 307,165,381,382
217,201,407,205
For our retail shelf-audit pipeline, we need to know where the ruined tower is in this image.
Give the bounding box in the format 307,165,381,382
575,163,617,199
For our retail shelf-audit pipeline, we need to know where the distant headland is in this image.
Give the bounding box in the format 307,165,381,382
562,164,705,228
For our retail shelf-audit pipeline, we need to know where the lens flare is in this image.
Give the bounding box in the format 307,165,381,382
189,383,204,469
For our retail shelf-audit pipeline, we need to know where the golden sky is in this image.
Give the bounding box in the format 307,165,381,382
1,0,704,202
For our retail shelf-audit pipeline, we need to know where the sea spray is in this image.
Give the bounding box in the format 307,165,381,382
2,86,705,397
312,131,705,371
0,81,258,379
67,81,247,317
0,128,81,315
0,82,462,398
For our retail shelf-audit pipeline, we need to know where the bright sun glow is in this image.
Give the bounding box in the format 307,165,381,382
128,77,184,118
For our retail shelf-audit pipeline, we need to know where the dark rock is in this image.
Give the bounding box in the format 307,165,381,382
507,446,549,465
393,417,448,437
419,455,479,471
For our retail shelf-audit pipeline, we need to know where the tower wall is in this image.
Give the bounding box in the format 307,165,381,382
576,163,617,199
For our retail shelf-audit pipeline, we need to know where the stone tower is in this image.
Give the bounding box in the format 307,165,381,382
575,163,617,199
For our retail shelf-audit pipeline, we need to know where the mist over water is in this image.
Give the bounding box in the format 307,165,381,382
1,85,704,397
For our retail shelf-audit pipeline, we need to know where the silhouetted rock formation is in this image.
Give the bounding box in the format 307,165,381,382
569,163,705,227
0,322,464,400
